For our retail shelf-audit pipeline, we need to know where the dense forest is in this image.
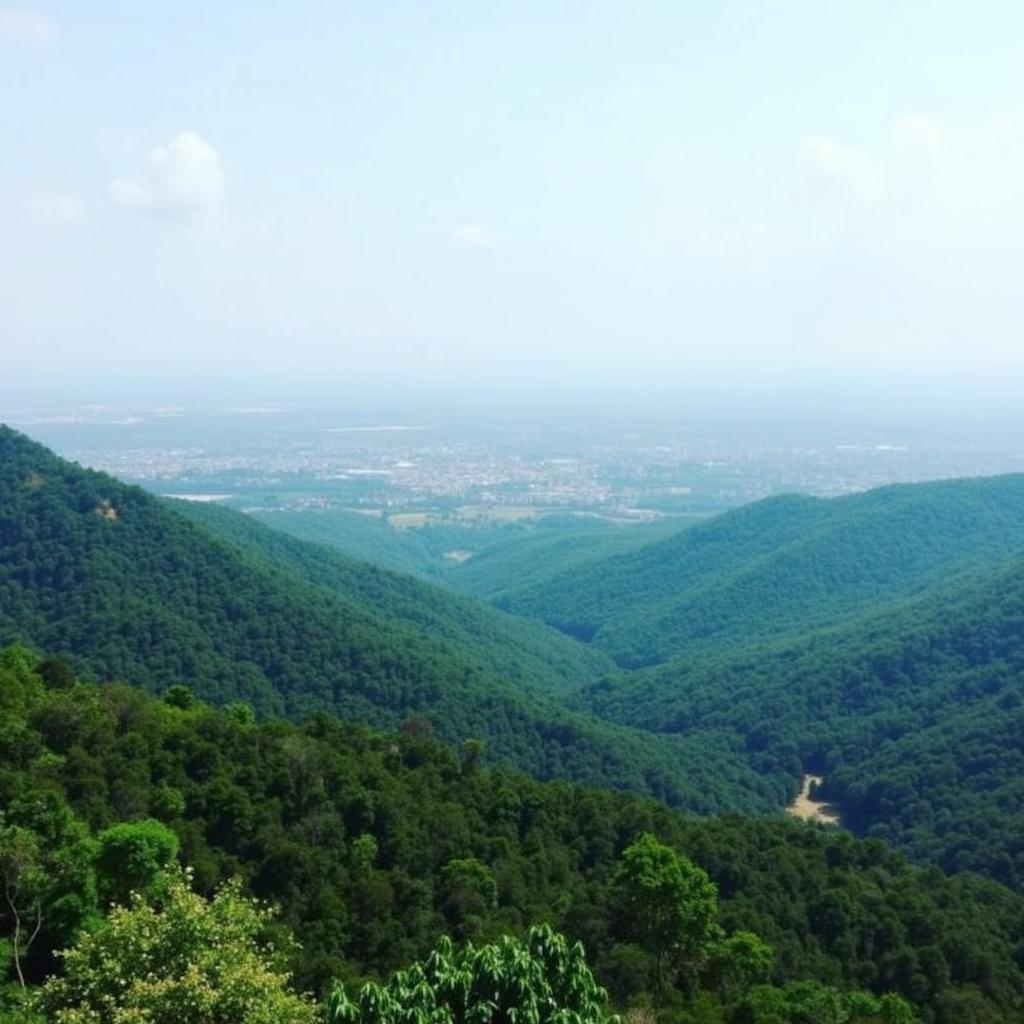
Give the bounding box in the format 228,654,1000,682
3,648,1022,1022
6,425,1024,1019
237,468,1024,890
246,506,681,585
7,427,1024,885
578,549,1024,887
480,477,1024,667
171,499,614,701
0,426,777,812
251,504,685,591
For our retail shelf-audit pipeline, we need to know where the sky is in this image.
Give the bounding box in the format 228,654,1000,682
2,2,1024,417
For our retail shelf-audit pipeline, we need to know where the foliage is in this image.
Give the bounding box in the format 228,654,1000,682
0,425,775,812
1,652,1021,1021
736,981,917,1023
0,783,98,989
328,924,619,1024
439,858,498,939
443,515,683,602
583,550,1024,885
5,424,1024,1021
174,496,615,701
245,505,679,589
36,867,319,1024
94,819,179,906
489,478,1024,667
0,825,46,988
613,833,721,990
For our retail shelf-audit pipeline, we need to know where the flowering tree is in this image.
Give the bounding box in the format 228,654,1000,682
36,868,318,1024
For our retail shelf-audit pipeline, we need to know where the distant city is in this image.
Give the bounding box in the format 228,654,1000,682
8,400,1024,526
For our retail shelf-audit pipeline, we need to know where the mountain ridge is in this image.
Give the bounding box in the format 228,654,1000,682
0,424,773,812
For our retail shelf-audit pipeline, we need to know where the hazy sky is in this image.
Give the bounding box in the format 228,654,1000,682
3,2,1024,411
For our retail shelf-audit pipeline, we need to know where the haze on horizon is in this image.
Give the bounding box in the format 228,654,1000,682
3,2,1024,423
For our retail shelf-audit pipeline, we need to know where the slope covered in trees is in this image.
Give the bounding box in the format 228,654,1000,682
247,505,536,580
171,499,614,700
579,551,1024,886
9,424,1024,905
486,477,1024,667
3,648,1021,1022
0,425,774,811
443,513,685,600
249,504,682,592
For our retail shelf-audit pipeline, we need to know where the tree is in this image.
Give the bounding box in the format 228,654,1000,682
0,800,96,990
709,930,774,997
461,738,485,775
328,923,619,1024
94,819,179,907
35,658,75,691
736,981,918,1024
614,833,720,991
162,684,195,710
0,827,44,989
439,857,498,939
37,867,318,1024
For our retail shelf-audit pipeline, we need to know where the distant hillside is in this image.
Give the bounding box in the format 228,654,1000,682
249,506,442,576
0,425,773,811
249,504,684,592
444,514,685,599
579,551,1024,886
174,500,615,700
490,477,1024,667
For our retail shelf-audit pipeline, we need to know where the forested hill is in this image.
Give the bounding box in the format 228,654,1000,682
250,503,684,588
486,476,1024,667
0,425,774,810
5,647,1024,1022
171,498,613,700
442,512,685,598
580,550,1024,886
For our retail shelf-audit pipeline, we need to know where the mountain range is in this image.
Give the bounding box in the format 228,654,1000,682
4,424,1024,887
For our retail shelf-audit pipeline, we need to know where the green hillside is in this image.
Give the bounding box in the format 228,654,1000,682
247,506,460,578
445,513,686,599
171,500,615,700
0,425,773,811
10,423,1024,896
579,552,1024,885
5,647,1022,1022
490,478,1024,667
249,504,683,592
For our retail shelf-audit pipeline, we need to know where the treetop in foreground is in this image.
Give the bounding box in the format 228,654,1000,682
328,923,619,1024
36,868,319,1024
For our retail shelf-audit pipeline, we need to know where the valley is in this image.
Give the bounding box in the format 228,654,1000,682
4,422,1024,1021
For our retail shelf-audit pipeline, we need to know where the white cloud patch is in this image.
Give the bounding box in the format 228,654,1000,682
0,8,55,47
26,188,85,230
453,223,488,246
110,131,225,222
895,116,946,158
802,136,882,206
244,219,275,239
991,113,1024,157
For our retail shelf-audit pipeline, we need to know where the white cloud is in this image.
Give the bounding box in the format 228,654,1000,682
26,188,85,229
802,135,882,206
895,116,946,158
0,8,55,47
244,219,275,239
991,113,1024,157
110,131,225,222
453,223,488,246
